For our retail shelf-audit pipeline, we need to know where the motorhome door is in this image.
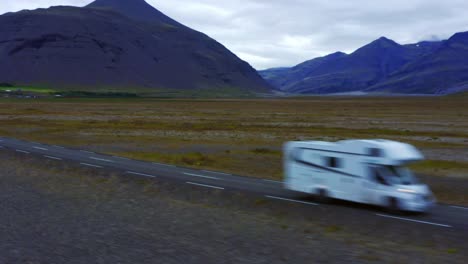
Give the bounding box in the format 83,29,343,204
363,165,383,204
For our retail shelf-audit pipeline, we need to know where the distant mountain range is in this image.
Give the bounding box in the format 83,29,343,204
260,32,468,94
0,0,271,94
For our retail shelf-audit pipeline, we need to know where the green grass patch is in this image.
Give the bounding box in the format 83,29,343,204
325,225,342,233
140,87,258,98
0,86,57,94
410,160,468,178
411,160,468,171
55,91,139,98
114,152,216,167
0,84,260,98
447,248,458,254
250,148,281,156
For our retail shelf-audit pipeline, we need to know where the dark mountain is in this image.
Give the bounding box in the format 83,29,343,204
86,0,183,27
261,37,440,94
0,0,271,93
367,33,468,94
259,52,347,91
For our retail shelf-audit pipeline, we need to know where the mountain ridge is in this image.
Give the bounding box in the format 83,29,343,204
366,32,468,94
86,0,185,28
260,33,468,94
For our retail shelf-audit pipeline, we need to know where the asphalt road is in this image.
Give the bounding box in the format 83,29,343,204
1,136,468,235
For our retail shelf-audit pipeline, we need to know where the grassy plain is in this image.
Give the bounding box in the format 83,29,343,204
1,96,467,184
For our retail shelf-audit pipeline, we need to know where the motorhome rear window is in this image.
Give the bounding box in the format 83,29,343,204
368,148,383,157
326,157,341,168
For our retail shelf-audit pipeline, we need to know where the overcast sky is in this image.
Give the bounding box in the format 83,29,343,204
2,0,468,70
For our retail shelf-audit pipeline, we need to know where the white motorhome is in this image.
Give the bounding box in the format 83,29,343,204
284,139,435,212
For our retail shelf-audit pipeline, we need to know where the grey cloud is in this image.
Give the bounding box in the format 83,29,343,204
1,0,468,69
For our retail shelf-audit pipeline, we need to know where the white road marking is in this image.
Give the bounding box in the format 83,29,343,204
80,150,94,154
376,214,452,228
44,155,62,160
33,146,48,151
183,172,219,180
113,156,130,160
53,145,65,149
263,179,282,184
153,162,176,167
186,182,224,190
90,157,114,163
202,170,232,176
126,171,157,178
265,195,318,206
451,206,468,210
80,163,103,168
16,149,30,154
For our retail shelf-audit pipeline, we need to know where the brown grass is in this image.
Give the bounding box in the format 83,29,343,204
1,96,468,180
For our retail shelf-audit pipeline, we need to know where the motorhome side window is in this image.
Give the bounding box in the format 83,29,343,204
325,157,341,168
368,148,382,157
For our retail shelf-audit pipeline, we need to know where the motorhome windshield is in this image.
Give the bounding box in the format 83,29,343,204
377,166,418,185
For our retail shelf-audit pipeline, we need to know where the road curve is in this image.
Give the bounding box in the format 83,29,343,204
1,136,468,235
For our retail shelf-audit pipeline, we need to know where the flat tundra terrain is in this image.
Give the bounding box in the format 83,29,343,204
0,96,467,205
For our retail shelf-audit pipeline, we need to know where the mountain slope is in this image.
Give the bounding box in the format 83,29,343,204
0,0,271,93
367,33,468,94
260,52,347,92
86,0,184,27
